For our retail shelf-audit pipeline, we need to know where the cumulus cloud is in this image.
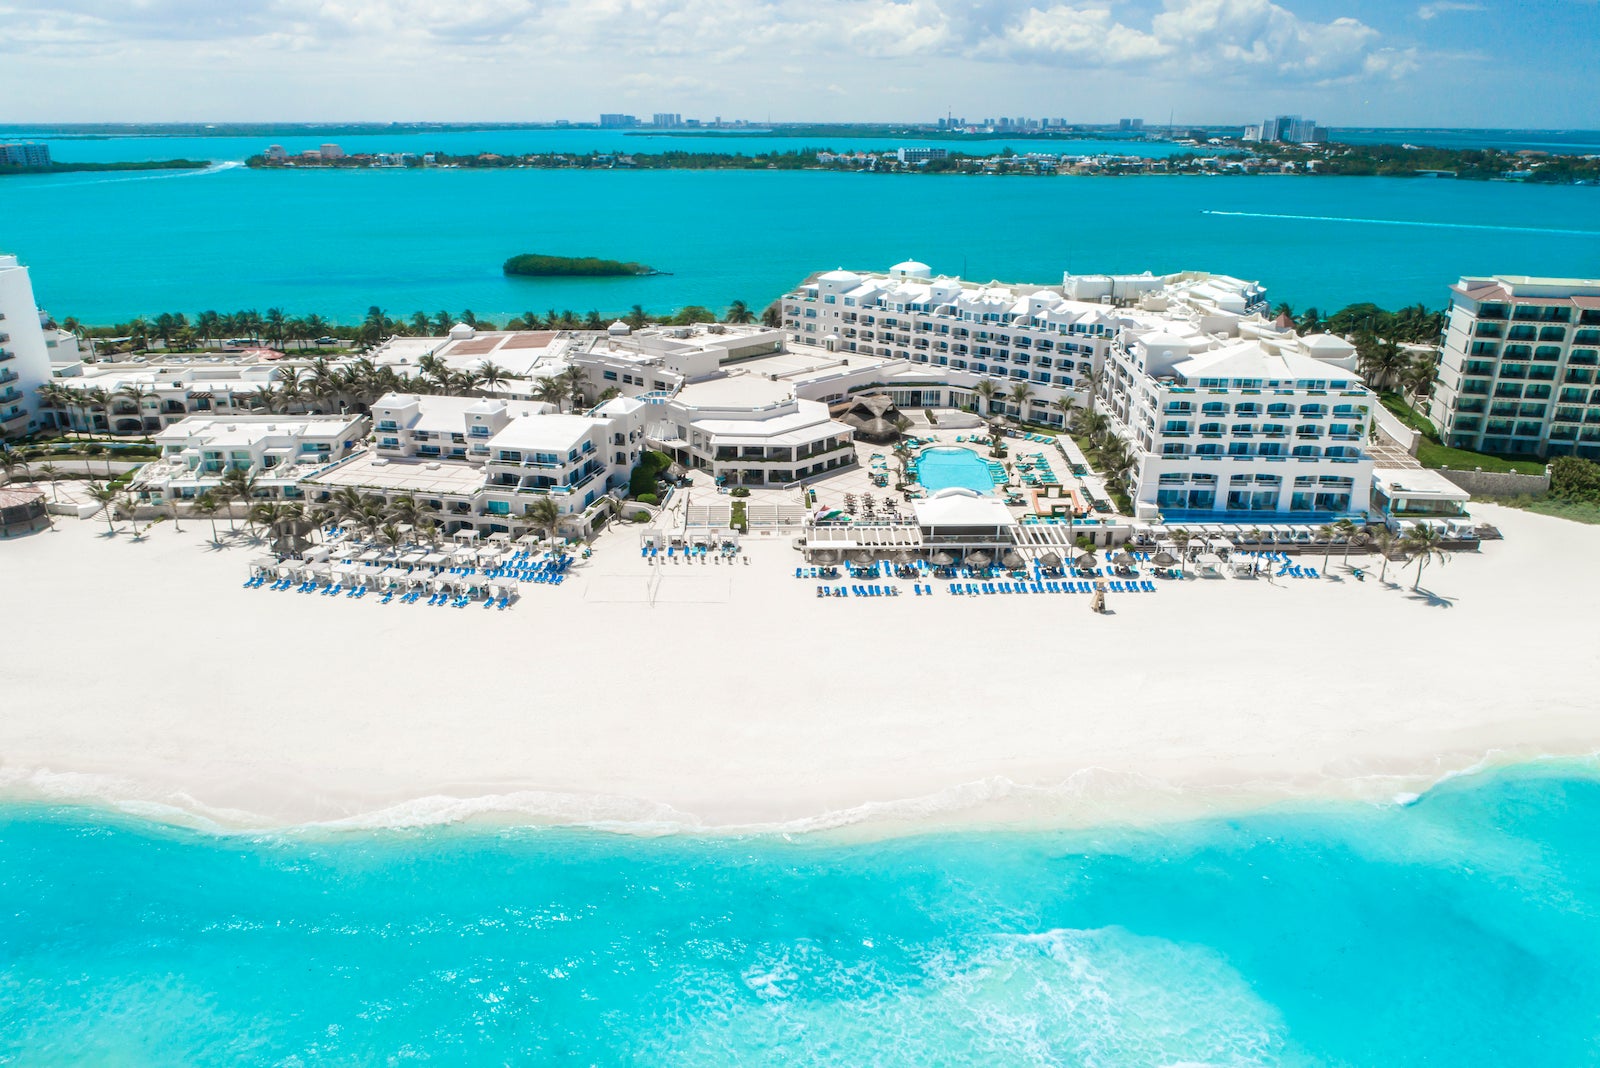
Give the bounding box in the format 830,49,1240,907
0,0,1418,91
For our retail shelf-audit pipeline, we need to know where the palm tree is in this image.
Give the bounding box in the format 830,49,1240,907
0,446,27,485
86,481,120,535
1052,392,1078,433
1007,381,1033,424
194,491,222,543
1316,522,1338,575
535,376,570,411
378,523,405,553
1355,335,1407,393
1401,356,1437,401
760,301,783,328
973,379,1000,417
1098,437,1133,488
1366,524,1399,583
725,300,755,324
38,461,61,502
1168,528,1191,575
1336,518,1364,568
477,361,513,396
524,496,561,543
625,304,649,329
1402,524,1450,592
1297,307,1322,334
166,494,183,533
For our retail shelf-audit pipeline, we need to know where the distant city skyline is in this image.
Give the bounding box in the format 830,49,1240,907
0,0,1596,128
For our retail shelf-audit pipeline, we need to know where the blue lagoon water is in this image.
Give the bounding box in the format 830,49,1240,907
3,161,1597,324
4,761,1600,1065
916,447,997,494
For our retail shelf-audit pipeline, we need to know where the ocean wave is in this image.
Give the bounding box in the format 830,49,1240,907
6,750,1599,841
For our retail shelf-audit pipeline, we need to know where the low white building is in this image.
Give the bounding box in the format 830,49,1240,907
650,373,856,487
131,413,369,502
1370,467,1473,533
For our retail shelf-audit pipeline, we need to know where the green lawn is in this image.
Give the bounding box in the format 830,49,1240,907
1380,392,1547,475
1414,440,1546,475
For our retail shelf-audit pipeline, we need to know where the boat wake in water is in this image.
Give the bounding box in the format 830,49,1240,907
1202,208,1600,237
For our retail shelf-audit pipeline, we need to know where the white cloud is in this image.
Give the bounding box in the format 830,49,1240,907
0,0,1426,116
1417,1,1485,19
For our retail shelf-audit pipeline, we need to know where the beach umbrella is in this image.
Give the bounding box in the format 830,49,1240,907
890,550,914,565
812,549,839,565
1109,551,1136,567
1074,552,1098,570
931,550,955,567
1039,550,1063,569
1153,550,1178,568
1001,549,1025,569
849,550,874,566
966,549,993,567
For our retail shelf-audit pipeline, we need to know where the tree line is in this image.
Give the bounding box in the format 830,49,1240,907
67,299,777,352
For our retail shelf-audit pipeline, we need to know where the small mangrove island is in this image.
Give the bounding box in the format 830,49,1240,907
503,253,662,278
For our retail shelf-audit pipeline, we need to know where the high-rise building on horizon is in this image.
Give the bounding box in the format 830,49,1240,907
1258,116,1325,144
0,143,50,168
599,113,639,128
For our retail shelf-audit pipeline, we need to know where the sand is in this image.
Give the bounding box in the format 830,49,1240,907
1,503,1597,836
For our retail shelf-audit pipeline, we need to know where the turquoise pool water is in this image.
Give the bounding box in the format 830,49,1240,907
916,447,996,494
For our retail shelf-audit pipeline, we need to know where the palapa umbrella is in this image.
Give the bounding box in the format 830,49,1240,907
966,549,993,567
849,550,875,566
1074,552,1098,570
931,550,955,567
1109,551,1137,567
1001,549,1025,570
1039,550,1063,570
890,550,914,565
1152,550,1178,568
812,548,840,565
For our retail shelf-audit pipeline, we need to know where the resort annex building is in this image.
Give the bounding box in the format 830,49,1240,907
1428,274,1600,459
1100,319,1376,521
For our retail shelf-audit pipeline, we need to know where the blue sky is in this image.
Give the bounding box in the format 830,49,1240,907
0,0,1595,127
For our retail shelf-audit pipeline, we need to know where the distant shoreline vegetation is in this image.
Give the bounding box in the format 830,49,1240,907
502,254,663,278
241,144,1600,183
0,159,210,177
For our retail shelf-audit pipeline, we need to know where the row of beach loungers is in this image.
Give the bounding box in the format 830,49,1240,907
242,574,516,608
813,579,1159,597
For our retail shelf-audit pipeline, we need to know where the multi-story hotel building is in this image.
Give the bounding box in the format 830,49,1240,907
1101,323,1375,521
1429,275,1600,460
0,254,57,440
130,414,370,502
780,261,1269,427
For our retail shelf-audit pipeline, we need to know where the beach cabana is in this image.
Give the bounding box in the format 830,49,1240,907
1195,552,1224,577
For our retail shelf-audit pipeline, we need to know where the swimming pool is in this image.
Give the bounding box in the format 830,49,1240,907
916,447,998,495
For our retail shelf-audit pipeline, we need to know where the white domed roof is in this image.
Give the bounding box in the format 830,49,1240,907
890,259,931,276
607,320,631,335
819,269,861,282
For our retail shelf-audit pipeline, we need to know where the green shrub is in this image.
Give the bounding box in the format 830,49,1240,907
730,486,750,498
631,510,650,524
1550,456,1600,503
637,492,659,506
629,450,672,497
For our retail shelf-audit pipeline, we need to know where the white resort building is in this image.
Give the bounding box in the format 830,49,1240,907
1101,320,1376,521
1429,274,1600,460
781,261,1270,427
130,413,369,502
0,253,57,440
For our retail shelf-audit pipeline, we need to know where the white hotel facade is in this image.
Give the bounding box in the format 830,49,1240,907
0,254,57,440
781,261,1270,426
1101,323,1375,521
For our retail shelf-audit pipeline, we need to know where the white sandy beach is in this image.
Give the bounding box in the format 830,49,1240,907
1,502,1597,835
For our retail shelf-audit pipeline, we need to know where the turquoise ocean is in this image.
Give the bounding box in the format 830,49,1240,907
3,761,1600,1065
1,128,1597,324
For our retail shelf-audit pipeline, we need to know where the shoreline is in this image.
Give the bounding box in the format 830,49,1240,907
4,747,1598,844
5,503,1600,843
